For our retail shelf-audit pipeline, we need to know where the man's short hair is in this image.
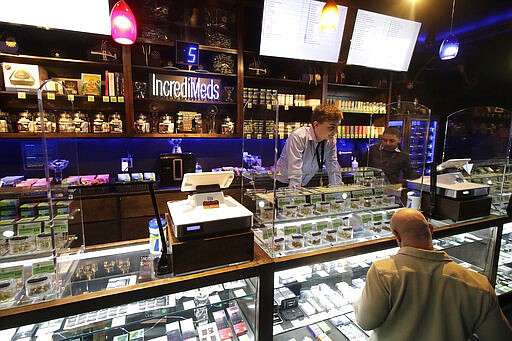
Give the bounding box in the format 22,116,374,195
311,104,343,123
382,126,402,138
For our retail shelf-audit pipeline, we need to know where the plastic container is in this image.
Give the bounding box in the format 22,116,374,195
316,201,330,214
25,274,53,298
0,278,17,302
260,207,274,221
299,203,314,216
349,198,361,211
306,231,322,246
9,235,36,254
373,196,383,206
273,237,285,252
324,229,337,243
282,205,298,218
338,226,353,240
286,234,304,249
330,200,345,212
109,113,123,133
36,233,52,251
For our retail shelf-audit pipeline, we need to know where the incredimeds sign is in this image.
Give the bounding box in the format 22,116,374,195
149,73,221,102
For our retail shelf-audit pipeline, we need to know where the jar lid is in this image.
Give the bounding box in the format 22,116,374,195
0,279,15,289
27,274,48,284
274,237,284,243
291,234,303,239
311,231,321,237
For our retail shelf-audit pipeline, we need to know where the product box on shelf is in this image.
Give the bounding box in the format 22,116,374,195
2,62,48,91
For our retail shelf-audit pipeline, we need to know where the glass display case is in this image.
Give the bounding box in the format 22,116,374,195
441,106,512,215
0,241,265,340
271,222,500,340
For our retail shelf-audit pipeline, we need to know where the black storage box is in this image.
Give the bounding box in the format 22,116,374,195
159,153,196,187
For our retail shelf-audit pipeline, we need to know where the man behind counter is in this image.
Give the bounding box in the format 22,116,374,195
354,208,512,341
365,127,418,184
275,104,342,187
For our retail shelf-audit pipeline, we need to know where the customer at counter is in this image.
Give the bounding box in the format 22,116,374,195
365,127,418,184
354,208,512,341
275,104,342,187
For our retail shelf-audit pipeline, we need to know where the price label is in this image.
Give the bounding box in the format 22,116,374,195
87,96,95,102
293,196,306,205
17,92,26,99
268,134,274,139
0,265,23,280
266,104,272,110
102,96,109,102
256,134,262,139
316,221,328,231
301,223,313,234
284,105,289,110
279,134,285,139
277,197,291,207
33,260,55,275
310,194,322,204
284,226,297,236
47,93,55,100
118,96,124,102
110,96,117,103
245,134,251,139
247,103,252,109
67,95,74,101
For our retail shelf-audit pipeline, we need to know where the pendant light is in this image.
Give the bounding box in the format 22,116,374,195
439,0,459,60
110,0,137,45
320,0,339,33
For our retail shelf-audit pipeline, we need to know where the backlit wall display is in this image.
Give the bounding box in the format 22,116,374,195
0,0,110,35
347,9,421,72
260,0,348,63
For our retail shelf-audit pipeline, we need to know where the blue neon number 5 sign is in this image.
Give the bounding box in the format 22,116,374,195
176,41,199,66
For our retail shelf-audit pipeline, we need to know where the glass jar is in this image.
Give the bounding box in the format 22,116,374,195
17,111,34,133
33,112,56,133
58,112,74,133
286,234,304,249
371,221,383,234
338,226,353,240
0,110,9,133
158,114,174,134
36,233,52,251
330,200,345,212
0,278,17,302
73,111,90,133
349,198,361,211
299,203,314,216
221,116,234,135
135,113,150,133
373,196,383,206
260,207,274,221
316,201,330,214
25,274,53,298
273,237,284,252
92,113,109,133
9,235,36,254
324,229,337,243
109,113,123,133
282,205,298,218
383,195,396,206
306,231,322,246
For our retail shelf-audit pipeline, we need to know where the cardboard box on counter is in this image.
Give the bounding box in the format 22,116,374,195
2,62,48,91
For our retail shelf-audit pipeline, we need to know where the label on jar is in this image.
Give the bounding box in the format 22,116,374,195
284,226,297,236
301,223,313,234
362,189,374,198
262,228,274,240
0,265,23,280
374,187,384,196
351,190,364,199
18,222,41,236
361,213,372,224
32,260,55,275
373,212,383,222
324,193,337,202
292,196,306,206
316,221,328,231
277,197,291,208
331,219,342,229
309,194,322,204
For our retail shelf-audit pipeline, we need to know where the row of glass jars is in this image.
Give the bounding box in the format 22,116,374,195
134,113,235,135
5,111,124,133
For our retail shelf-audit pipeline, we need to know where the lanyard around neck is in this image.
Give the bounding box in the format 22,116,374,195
315,140,325,169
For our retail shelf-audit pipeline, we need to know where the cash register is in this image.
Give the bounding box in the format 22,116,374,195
167,171,253,240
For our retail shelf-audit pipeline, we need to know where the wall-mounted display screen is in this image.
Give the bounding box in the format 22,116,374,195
176,41,199,66
347,9,421,72
259,0,348,63
0,0,111,35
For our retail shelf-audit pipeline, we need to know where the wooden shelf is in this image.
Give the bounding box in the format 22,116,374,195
327,82,388,91
132,65,236,78
0,133,131,139
133,133,241,138
0,53,122,67
135,38,238,55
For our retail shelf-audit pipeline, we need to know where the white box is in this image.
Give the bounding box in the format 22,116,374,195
2,62,48,91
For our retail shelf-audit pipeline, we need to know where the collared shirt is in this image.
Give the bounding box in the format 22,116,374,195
366,143,417,184
275,126,341,187
354,247,512,341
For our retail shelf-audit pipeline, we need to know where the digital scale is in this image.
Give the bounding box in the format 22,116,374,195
167,171,253,240
407,172,490,199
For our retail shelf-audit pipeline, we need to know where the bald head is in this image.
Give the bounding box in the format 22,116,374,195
390,208,433,250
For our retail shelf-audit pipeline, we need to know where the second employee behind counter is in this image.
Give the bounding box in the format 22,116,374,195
365,127,419,184
275,104,343,187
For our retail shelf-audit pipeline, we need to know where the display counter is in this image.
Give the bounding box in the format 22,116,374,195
0,215,508,340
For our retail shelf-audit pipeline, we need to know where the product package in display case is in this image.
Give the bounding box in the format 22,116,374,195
270,224,498,340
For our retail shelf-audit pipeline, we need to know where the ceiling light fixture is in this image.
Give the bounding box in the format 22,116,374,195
320,0,339,33
439,0,459,60
110,0,137,45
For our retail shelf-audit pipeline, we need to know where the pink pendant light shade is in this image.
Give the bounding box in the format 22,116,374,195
110,0,137,45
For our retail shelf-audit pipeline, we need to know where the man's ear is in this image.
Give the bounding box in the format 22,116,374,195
392,229,401,243
428,223,434,235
